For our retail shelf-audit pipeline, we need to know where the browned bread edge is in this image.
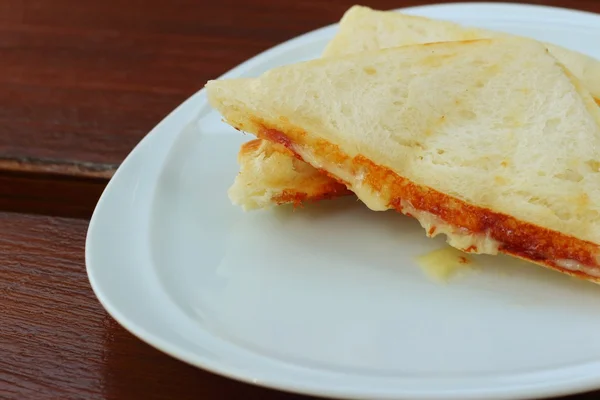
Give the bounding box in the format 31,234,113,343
231,116,600,283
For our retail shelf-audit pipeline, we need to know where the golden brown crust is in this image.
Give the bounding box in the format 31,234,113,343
273,183,353,207
239,138,293,159
252,119,600,283
240,139,262,153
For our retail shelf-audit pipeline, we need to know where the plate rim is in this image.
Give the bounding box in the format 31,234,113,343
86,3,600,399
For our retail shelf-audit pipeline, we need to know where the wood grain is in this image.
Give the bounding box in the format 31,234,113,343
0,172,105,218
2,0,600,176
0,212,313,400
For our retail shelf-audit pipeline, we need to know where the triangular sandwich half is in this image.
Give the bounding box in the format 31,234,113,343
207,38,600,282
229,5,600,210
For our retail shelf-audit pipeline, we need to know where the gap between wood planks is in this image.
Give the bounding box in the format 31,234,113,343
0,156,114,219
0,156,117,180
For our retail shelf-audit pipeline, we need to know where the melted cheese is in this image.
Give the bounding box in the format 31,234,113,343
416,247,474,283
291,142,501,255
400,200,500,255
291,143,389,210
556,259,600,278
286,142,600,280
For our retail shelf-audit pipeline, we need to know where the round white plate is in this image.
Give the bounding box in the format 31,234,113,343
86,3,600,399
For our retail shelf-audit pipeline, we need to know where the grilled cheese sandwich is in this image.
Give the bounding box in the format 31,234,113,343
207,38,600,282
230,5,600,209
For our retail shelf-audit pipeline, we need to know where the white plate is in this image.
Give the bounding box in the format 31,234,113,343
86,3,600,399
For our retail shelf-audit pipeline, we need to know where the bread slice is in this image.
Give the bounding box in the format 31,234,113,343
207,38,600,282
229,139,351,210
230,5,600,210
324,5,600,102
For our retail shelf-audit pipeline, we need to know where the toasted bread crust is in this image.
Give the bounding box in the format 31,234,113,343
273,183,353,207
253,119,600,283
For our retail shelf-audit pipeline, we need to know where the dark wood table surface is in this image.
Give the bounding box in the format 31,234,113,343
3,0,600,398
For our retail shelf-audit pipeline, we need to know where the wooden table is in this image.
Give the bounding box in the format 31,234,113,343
2,0,600,398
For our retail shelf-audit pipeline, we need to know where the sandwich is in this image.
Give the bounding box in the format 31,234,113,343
229,5,600,210
206,37,600,282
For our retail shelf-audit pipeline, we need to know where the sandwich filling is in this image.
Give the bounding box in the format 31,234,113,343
256,122,600,281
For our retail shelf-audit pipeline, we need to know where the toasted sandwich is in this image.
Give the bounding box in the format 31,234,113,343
229,5,600,210
207,38,600,282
